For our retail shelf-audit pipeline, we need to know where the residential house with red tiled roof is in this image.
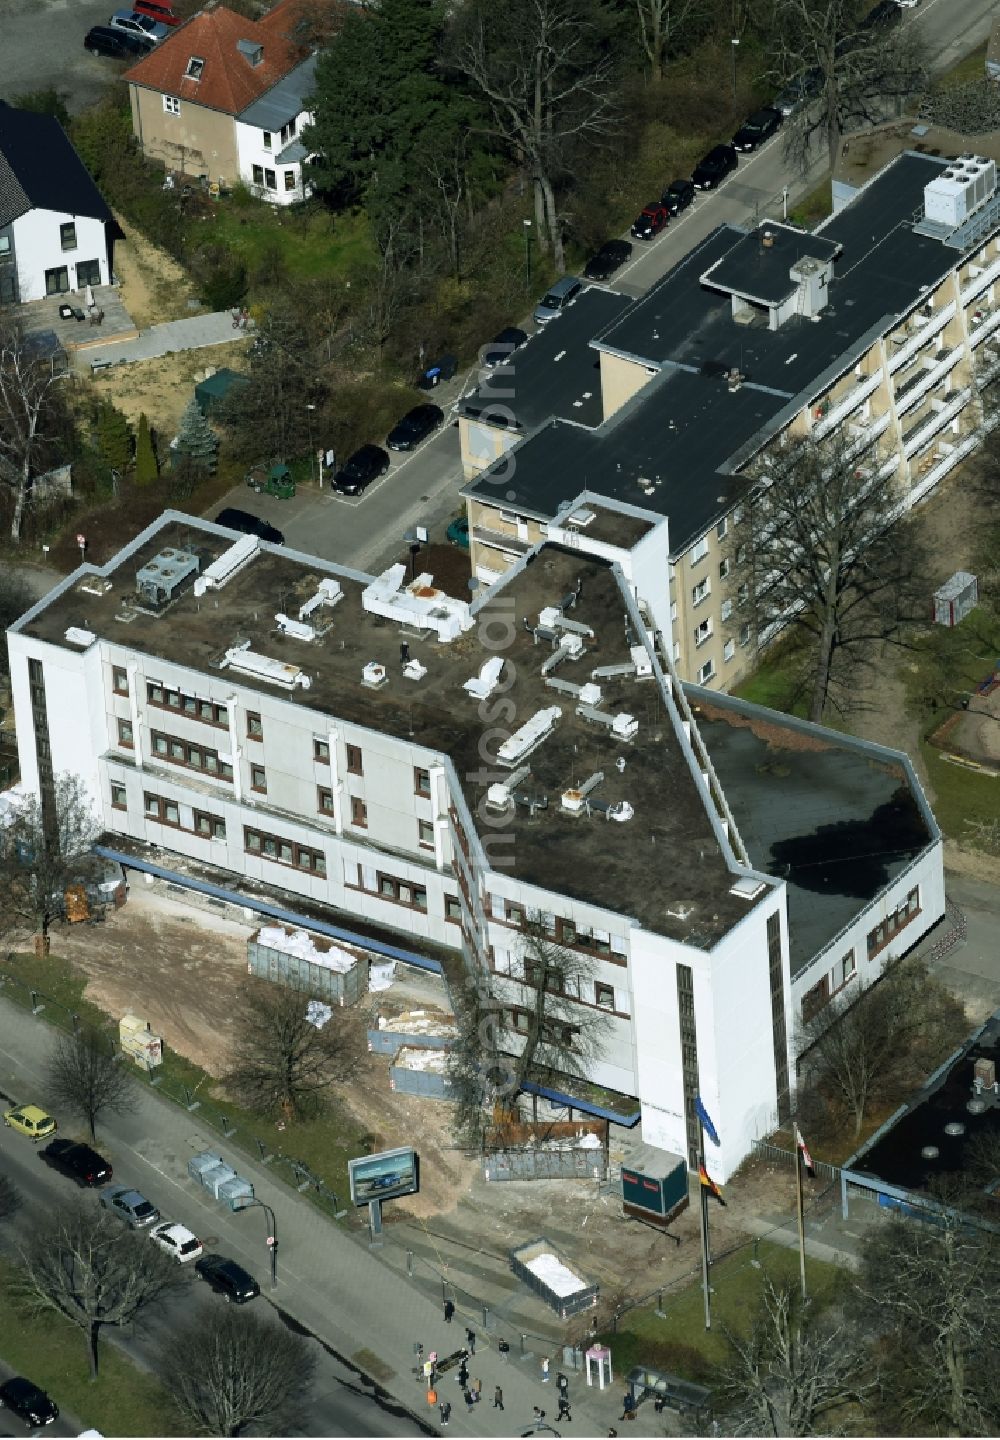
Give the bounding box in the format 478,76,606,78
123,0,328,204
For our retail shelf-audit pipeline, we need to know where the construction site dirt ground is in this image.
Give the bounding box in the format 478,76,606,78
22,884,837,1314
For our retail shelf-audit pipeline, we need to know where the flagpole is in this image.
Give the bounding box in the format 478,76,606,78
795,1139,808,1303
698,1126,712,1331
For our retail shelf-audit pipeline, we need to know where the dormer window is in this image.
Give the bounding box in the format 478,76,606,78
185,56,204,80
237,38,263,66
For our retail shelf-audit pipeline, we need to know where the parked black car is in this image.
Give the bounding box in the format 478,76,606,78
584,239,633,281
732,107,782,152
480,326,528,370
214,507,284,545
773,67,822,116
692,144,738,190
40,1138,112,1187
334,444,390,495
862,0,901,27
0,1379,59,1429
386,403,445,452
84,23,155,57
661,178,696,214
195,1253,261,1304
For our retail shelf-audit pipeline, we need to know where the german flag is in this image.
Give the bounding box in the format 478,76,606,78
699,1163,726,1206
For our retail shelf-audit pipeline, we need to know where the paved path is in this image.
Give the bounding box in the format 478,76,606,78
0,994,635,1439
78,312,250,369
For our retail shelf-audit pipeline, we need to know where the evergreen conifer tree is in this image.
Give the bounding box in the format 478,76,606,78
96,401,132,475
134,413,158,487
173,398,218,475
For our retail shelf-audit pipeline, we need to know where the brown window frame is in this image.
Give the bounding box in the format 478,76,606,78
867,888,921,960
110,782,127,810
246,712,263,740
595,982,616,1010
375,872,428,911
112,666,129,695
317,786,334,815
418,819,435,850
445,895,462,923
193,809,226,840
313,738,330,763
117,717,134,749
350,796,367,828
143,792,181,828
414,766,431,796
146,683,228,729
250,763,267,794
243,826,326,875
346,744,363,776
149,729,233,782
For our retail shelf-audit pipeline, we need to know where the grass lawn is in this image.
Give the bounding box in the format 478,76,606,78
2,948,369,1214
191,200,373,285
596,1240,847,1380
0,1258,184,1436
732,641,809,717
937,41,988,89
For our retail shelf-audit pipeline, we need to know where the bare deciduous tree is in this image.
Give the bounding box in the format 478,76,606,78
0,320,71,543
47,1026,135,1141
160,1307,315,1436
0,772,101,946
634,0,710,84
15,1204,184,1379
715,1275,872,1435
223,979,363,1120
769,0,928,171
0,1174,21,1224
453,0,618,269
727,428,925,723
855,1211,1000,1435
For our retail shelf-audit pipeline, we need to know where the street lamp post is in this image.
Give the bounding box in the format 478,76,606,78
237,1196,278,1289
523,219,533,294
731,37,739,103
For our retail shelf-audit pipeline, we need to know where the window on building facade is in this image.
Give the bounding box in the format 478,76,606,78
59,222,76,252
246,712,262,739
150,729,233,781
445,895,462,922
697,658,716,684
163,96,180,114
414,766,431,796
244,826,325,874
739,622,752,647
313,738,330,762
720,599,733,621
44,266,69,295
350,796,367,828
112,666,129,695
867,889,920,959
595,982,615,1010
194,810,226,839
418,819,435,848
185,56,204,79
692,577,711,607
317,786,333,815
117,717,134,748
689,535,709,564
719,557,730,580
146,683,227,727
264,169,276,190
262,131,272,150
250,763,266,793
694,617,712,647
346,744,363,775
144,793,180,826
283,169,296,192
723,639,735,662
280,119,296,143
110,783,127,810
252,164,264,185
716,516,728,540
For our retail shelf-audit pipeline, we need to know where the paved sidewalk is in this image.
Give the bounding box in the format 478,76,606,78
74,311,251,368
0,995,639,1438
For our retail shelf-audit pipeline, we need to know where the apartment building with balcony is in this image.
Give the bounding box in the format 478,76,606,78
460,150,1000,690
6,513,944,1177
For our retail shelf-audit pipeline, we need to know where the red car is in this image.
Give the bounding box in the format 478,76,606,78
631,203,669,240
134,0,182,24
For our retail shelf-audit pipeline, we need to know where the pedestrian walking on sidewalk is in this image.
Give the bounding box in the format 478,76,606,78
620,1391,636,1420
457,1360,469,1390
422,1360,433,1386
493,1385,504,1410
557,1372,569,1398
439,1400,451,1426
498,1337,510,1362
533,1406,546,1422
466,1327,476,1354
471,1378,482,1401
464,1388,475,1413
557,1396,572,1422
428,1351,438,1368
444,1298,455,1323
542,1356,550,1383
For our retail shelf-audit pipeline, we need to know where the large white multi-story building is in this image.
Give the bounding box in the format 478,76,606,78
7,512,944,1177
461,149,1000,690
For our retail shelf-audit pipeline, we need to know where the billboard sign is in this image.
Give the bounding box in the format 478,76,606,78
348,1146,418,1206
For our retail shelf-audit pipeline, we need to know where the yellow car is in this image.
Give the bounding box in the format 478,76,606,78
2,1105,57,1142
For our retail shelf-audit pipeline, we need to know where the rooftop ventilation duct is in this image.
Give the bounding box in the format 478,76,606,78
497,706,561,766
195,535,259,597
220,641,310,689
486,765,532,813
362,564,472,642
276,613,316,641
298,578,343,622
561,771,604,813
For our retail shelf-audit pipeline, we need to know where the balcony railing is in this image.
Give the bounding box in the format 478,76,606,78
813,369,883,438
472,525,532,556
887,302,955,374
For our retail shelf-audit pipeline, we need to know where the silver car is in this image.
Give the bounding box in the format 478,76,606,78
99,1184,161,1228
109,10,170,41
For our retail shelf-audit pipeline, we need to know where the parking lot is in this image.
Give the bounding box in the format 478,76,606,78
0,0,130,112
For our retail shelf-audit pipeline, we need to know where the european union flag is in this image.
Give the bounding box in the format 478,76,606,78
696,1095,721,1147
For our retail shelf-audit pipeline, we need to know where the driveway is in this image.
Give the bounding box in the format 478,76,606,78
0,0,128,114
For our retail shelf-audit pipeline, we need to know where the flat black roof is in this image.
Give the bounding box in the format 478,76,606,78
691,693,934,976
459,287,631,435
700,223,841,306
467,152,958,556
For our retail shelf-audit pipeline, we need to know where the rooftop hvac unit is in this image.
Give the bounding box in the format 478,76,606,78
220,641,311,690
486,765,531,813
135,547,200,606
561,771,604,813
923,156,997,228
362,661,387,688
298,578,343,621
497,706,561,766
276,613,316,641
194,535,259,597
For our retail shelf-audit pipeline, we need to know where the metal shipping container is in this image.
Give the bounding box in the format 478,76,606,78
368,1017,457,1056
933,571,978,627
485,1147,606,1182
510,1237,599,1319
247,928,368,1006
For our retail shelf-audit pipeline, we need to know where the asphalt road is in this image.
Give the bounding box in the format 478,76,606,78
0,0,131,112
0,1115,425,1439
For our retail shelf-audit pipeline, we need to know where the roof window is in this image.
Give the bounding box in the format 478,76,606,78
237,38,263,65
185,56,205,80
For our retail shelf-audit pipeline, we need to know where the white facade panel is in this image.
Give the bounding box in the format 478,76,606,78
12,208,109,303
234,117,311,206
